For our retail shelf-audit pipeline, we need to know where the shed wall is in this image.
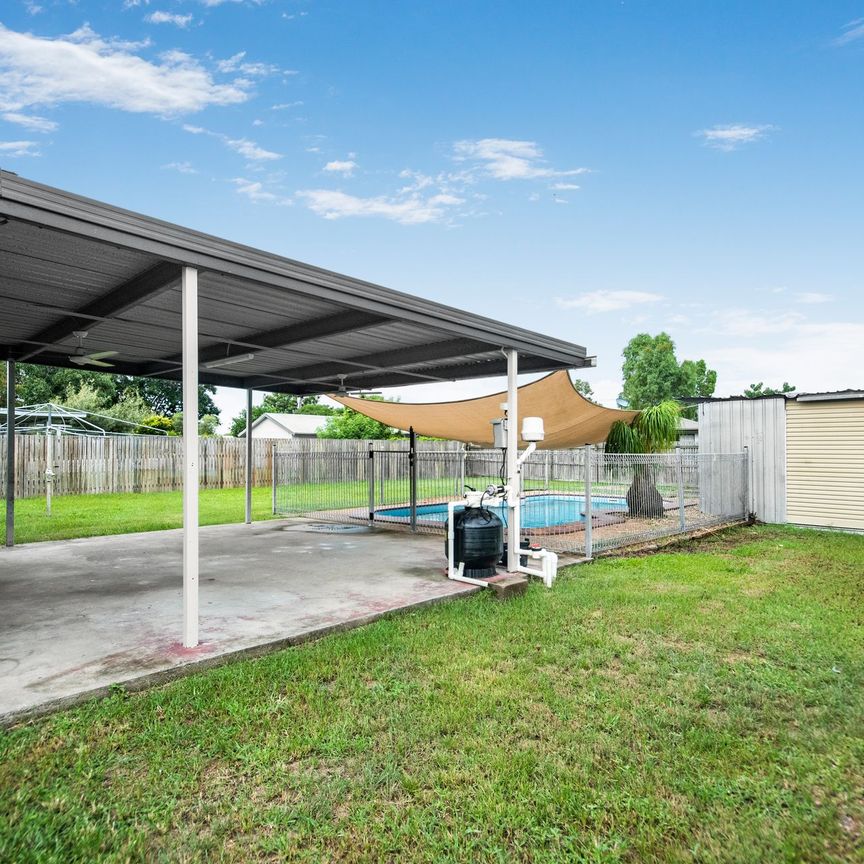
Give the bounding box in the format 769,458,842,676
786,400,864,531
698,399,786,523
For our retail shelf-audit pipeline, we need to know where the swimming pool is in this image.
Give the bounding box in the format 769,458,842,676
375,494,627,529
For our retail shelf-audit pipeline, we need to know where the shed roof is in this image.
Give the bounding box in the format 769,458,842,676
0,171,593,395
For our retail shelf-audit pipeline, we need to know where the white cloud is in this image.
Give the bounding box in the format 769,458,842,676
2,111,56,132
551,182,580,190
794,291,833,304
145,11,194,27
453,138,590,181
231,177,291,205
0,24,248,117
182,123,280,160
0,139,40,157
200,0,265,6
296,189,460,225
24,1,43,14
834,18,864,46
162,160,197,173
323,159,357,176
556,290,664,313
216,51,280,77
704,309,806,338
696,124,775,151
703,322,864,397
271,101,303,110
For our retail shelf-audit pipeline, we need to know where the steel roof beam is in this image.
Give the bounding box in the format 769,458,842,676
14,261,181,362
142,309,390,373
242,337,494,389
0,172,589,369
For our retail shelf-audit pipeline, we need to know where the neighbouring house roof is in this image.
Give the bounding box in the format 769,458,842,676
677,418,698,431
331,371,638,449
239,413,330,437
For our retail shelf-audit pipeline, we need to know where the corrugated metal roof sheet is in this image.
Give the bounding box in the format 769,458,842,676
0,171,593,395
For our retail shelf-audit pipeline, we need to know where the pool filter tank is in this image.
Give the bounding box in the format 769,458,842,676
445,490,504,580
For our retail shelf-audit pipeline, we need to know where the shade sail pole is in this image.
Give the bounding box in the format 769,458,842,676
506,349,520,572
245,388,253,525
182,266,199,648
5,360,15,547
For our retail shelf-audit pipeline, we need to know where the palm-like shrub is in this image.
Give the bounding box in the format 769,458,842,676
605,401,681,517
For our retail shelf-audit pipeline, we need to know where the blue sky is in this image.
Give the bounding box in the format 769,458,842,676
1,1,862,428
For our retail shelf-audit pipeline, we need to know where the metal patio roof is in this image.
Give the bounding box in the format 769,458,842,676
0,171,593,395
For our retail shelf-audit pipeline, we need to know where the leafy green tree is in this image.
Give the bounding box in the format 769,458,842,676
605,400,682,518
619,333,716,419
228,393,335,437
12,366,119,407
0,364,218,421
62,382,155,433
142,415,174,435
170,412,221,437
124,377,218,419
572,378,594,398
743,382,796,398
318,398,401,440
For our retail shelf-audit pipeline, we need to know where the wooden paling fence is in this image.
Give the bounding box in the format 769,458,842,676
0,435,279,499
0,433,698,500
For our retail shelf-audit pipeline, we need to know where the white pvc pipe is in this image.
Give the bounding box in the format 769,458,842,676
505,349,520,572
182,265,199,648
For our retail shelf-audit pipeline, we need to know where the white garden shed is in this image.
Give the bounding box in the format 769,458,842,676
697,390,864,531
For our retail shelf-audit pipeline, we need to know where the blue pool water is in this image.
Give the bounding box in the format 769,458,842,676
376,494,627,529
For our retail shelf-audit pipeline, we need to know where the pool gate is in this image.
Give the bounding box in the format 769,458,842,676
272,441,748,556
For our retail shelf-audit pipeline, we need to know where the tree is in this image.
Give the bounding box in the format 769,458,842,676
228,393,335,437
170,412,221,437
62,382,155,433
12,365,119,407
572,378,594,398
743,382,796,398
124,377,218,419
605,400,682,518
619,332,716,419
318,399,401,440
0,365,218,420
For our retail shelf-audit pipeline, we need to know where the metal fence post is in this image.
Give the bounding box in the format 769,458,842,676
459,446,466,495
743,445,751,519
368,442,375,525
676,446,686,531
271,443,277,514
409,427,417,533
583,444,593,559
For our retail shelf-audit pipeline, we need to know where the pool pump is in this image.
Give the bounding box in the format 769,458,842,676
445,414,559,589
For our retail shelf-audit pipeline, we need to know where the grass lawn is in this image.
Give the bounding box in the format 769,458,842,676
0,487,280,544
1,525,862,862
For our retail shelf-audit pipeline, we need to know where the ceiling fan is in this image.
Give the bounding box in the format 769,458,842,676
68,331,118,368
335,375,382,398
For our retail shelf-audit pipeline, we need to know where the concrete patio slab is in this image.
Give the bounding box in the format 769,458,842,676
0,520,476,724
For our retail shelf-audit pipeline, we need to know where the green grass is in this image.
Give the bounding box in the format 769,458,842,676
0,487,280,544
2,525,863,862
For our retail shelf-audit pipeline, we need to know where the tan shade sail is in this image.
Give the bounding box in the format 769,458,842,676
330,371,638,449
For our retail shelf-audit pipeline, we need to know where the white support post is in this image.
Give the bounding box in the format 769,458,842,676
5,360,15,548
245,388,253,525
182,266,199,648
506,349,520,572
